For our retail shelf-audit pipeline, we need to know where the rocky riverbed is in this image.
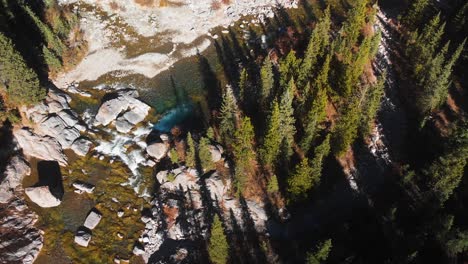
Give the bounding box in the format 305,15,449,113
0,1,300,263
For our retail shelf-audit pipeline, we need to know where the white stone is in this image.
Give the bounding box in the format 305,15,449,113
25,186,61,208
84,210,102,230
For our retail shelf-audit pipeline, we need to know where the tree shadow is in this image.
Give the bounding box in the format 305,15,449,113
35,160,64,200
238,196,267,263
0,121,16,180
197,53,221,111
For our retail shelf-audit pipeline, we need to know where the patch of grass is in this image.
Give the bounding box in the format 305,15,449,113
30,155,150,263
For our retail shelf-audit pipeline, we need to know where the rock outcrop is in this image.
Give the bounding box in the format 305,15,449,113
0,198,44,264
17,89,91,164
25,186,62,208
71,138,93,156
14,128,68,166
0,157,43,264
0,156,31,203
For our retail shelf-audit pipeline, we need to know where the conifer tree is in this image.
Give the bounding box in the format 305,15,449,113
260,55,274,103
287,158,313,201
199,136,215,171
401,0,430,30
309,134,330,185
219,86,238,145
332,100,361,156
22,4,65,56
279,50,299,89
337,0,368,59
279,78,297,159
360,74,385,137
238,67,248,103
426,123,468,203
233,116,256,192
208,214,229,264
306,239,333,264
297,6,331,88
185,132,196,168
0,32,45,107
300,86,328,154
260,100,282,166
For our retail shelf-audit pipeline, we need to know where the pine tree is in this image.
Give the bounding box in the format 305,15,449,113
431,39,466,110
297,6,331,88
287,158,313,201
0,32,45,107
199,136,215,171
426,124,468,203
332,100,361,156
337,0,368,58
219,86,239,145
306,239,333,264
401,0,430,29
300,86,328,154
360,74,385,137
309,134,331,183
185,132,196,168
22,4,65,56
267,174,279,193
279,78,297,159
238,67,248,103
279,50,299,89
233,116,256,192
169,148,179,164
260,55,274,103
260,100,282,166
208,214,229,264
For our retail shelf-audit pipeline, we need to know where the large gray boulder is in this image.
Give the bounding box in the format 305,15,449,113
71,138,93,156
0,156,31,203
147,142,169,160
83,210,102,230
14,129,67,166
95,89,150,128
25,186,61,208
36,115,81,148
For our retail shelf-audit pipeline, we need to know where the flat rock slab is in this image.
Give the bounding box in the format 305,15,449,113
84,210,102,230
25,186,61,208
72,181,95,194
75,227,92,247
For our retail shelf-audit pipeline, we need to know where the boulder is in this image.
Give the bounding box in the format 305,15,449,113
115,118,134,133
74,228,91,247
71,138,93,156
14,129,67,166
147,142,168,160
84,209,102,230
72,181,95,193
133,243,145,255
37,115,81,148
205,172,230,202
94,89,150,128
209,144,223,162
25,186,61,208
0,156,31,203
